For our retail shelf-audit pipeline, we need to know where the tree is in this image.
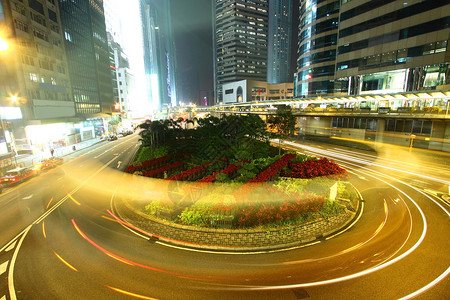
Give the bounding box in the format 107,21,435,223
267,107,297,154
138,120,167,157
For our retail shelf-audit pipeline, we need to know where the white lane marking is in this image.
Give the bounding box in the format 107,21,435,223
9,226,31,300
33,155,119,225
94,139,131,159
109,189,149,241
5,155,121,298
5,241,16,252
423,189,438,196
117,161,122,169
94,150,110,158
0,261,8,276
346,169,367,181
218,153,427,291
399,266,450,299
21,194,33,200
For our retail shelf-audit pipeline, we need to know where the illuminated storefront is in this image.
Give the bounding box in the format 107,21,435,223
0,107,23,155
25,122,96,156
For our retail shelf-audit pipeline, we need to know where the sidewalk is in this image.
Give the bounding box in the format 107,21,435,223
13,137,104,168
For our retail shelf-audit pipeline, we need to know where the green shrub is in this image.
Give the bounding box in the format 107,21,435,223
337,182,357,201
274,178,308,194
305,178,335,197
179,193,237,227
319,200,345,218
136,146,168,162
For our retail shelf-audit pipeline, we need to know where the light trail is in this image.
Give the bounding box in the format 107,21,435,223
284,141,450,185
52,250,78,272
106,286,158,300
71,219,230,280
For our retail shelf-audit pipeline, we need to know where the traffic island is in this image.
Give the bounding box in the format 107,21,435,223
112,184,362,252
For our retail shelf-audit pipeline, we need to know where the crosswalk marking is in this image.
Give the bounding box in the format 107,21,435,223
0,260,8,276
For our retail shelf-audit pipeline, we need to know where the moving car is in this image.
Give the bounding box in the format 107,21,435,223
32,157,64,174
0,167,35,186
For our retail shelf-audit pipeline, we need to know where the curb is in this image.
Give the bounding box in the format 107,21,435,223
112,184,363,253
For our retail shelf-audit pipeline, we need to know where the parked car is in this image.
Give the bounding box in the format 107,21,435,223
107,134,118,141
0,167,35,186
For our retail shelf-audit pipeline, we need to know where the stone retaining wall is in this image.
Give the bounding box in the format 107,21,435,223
114,196,360,251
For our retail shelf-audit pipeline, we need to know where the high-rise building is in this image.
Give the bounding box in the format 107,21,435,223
107,33,119,109
111,36,133,117
296,0,450,96
296,0,339,96
213,0,269,103
59,0,113,115
89,0,114,114
267,0,292,84
0,0,74,156
140,0,177,111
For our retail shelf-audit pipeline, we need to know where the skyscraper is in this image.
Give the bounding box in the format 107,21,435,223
59,0,113,115
267,0,292,84
296,0,339,96
140,0,177,111
213,0,269,103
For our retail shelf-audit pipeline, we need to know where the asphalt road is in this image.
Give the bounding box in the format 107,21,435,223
0,135,449,299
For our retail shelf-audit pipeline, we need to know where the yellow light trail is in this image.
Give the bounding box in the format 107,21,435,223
42,221,46,239
68,194,81,206
46,197,53,210
106,286,158,300
101,215,118,222
52,250,78,272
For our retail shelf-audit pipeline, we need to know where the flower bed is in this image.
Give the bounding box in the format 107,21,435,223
139,153,353,229
234,191,325,228
280,157,349,180
165,162,211,181
142,161,185,178
234,153,296,200
198,163,242,183
126,155,172,173
248,153,296,183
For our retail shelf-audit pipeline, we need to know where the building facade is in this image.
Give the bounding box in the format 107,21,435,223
0,0,75,156
296,0,450,97
213,0,269,103
140,0,177,111
296,0,340,96
222,79,293,104
89,0,114,115
267,0,292,84
59,0,113,116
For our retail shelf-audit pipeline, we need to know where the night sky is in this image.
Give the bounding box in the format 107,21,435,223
171,0,213,105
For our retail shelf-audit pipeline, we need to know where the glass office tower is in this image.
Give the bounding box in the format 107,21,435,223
213,0,269,103
267,0,292,84
141,0,177,110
